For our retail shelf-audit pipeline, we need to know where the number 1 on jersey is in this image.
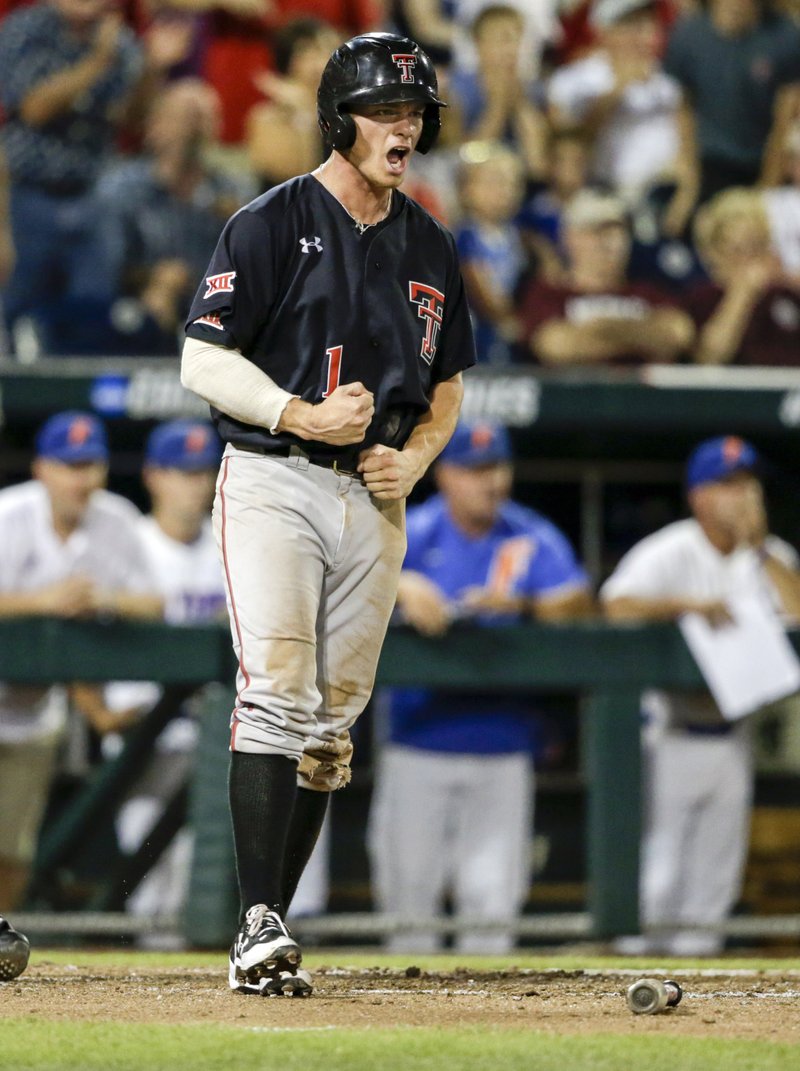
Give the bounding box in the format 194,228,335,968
323,345,343,397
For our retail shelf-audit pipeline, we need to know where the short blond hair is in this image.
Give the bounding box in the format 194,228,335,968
457,139,524,188
693,187,771,260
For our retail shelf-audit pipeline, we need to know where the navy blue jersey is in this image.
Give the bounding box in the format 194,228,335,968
185,174,476,461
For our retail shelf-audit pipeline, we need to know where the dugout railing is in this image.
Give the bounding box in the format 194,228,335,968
3,617,800,947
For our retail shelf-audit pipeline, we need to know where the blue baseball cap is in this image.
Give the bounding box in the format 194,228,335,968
686,436,759,490
35,410,109,463
145,420,221,471
438,422,512,467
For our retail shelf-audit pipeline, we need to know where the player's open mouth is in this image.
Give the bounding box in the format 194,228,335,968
387,146,410,173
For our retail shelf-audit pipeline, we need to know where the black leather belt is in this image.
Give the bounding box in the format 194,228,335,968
232,442,362,477
681,722,735,736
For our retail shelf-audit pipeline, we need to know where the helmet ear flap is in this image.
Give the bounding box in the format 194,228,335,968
326,108,357,152
416,103,441,155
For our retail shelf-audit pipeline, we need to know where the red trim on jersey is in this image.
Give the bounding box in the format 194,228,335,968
219,456,251,750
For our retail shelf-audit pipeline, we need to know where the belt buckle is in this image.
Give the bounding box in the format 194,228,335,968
332,459,356,477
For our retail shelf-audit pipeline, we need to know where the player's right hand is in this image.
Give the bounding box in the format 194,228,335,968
306,382,375,445
34,576,97,618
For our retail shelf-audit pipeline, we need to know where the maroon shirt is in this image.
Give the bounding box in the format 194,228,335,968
686,281,800,367
520,278,682,364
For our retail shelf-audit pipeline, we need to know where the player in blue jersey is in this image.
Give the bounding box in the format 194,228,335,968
180,33,475,995
368,422,593,952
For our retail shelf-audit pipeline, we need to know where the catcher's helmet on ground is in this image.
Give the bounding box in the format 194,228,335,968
0,917,30,981
317,32,446,155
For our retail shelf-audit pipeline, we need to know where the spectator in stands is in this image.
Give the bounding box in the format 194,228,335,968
454,140,528,363
0,148,13,290
0,410,162,911
448,4,549,179
762,121,800,276
389,0,458,67
98,78,250,299
602,435,800,955
0,0,189,355
202,0,380,147
0,148,13,357
663,0,800,208
519,189,695,365
547,0,686,212
368,422,593,953
516,126,591,283
246,17,338,190
689,187,800,366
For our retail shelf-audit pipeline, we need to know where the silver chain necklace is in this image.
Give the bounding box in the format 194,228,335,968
338,190,393,234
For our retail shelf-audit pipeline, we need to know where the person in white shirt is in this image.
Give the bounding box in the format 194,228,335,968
106,419,226,938
0,410,162,911
547,0,683,203
601,436,800,955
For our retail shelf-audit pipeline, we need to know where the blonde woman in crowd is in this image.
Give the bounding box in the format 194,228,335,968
688,187,800,366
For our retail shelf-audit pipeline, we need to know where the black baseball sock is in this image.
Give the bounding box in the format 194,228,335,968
282,787,330,911
228,752,297,919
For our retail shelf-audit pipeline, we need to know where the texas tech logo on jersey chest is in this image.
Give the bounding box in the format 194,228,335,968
409,281,445,364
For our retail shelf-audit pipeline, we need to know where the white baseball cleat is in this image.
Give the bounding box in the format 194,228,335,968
229,904,311,996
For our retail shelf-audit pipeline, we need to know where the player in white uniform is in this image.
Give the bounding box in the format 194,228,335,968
368,423,592,953
105,420,227,937
601,436,800,955
0,410,161,911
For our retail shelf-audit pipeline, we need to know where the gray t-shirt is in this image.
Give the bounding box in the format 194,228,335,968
664,12,800,170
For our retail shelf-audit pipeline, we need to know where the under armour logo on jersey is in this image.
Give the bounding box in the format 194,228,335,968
392,53,417,82
409,280,445,364
299,236,323,254
203,272,236,299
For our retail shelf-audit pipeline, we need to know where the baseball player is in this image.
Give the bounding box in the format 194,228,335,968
104,419,226,942
0,410,162,911
181,32,475,996
368,422,593,953
601,436,800,955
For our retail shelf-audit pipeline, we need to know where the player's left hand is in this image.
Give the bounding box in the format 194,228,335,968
358,444,421,500
459,587,530,616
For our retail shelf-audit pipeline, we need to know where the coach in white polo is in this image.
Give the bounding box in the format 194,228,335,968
601,436,800,955
0,410,162,911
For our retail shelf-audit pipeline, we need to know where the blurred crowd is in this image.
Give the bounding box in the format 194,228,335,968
2,0,800,366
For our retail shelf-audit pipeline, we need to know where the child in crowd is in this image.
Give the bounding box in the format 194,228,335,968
454,140,528,363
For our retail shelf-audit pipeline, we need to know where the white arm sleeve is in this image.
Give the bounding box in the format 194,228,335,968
180,336,297,434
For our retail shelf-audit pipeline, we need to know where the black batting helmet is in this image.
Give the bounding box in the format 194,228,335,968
317,32,446,156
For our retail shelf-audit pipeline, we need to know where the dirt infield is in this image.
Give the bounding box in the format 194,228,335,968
3,962,800,1042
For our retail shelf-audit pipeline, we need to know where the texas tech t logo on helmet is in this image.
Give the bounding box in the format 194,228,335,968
391,53,417,82
317,32,446,155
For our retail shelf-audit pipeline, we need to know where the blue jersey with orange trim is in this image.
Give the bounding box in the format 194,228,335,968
185,174,476,462
389,494,588,754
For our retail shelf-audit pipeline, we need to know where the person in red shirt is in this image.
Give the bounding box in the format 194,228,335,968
519,188,695,365
689,186,800,367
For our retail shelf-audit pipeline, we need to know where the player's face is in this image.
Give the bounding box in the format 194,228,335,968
436,461,513,529
145,467,217,526
349,102,425,188
33,458,107,526
693,470,763,528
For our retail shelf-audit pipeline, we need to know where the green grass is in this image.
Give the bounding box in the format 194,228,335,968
2,1021,798,1071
